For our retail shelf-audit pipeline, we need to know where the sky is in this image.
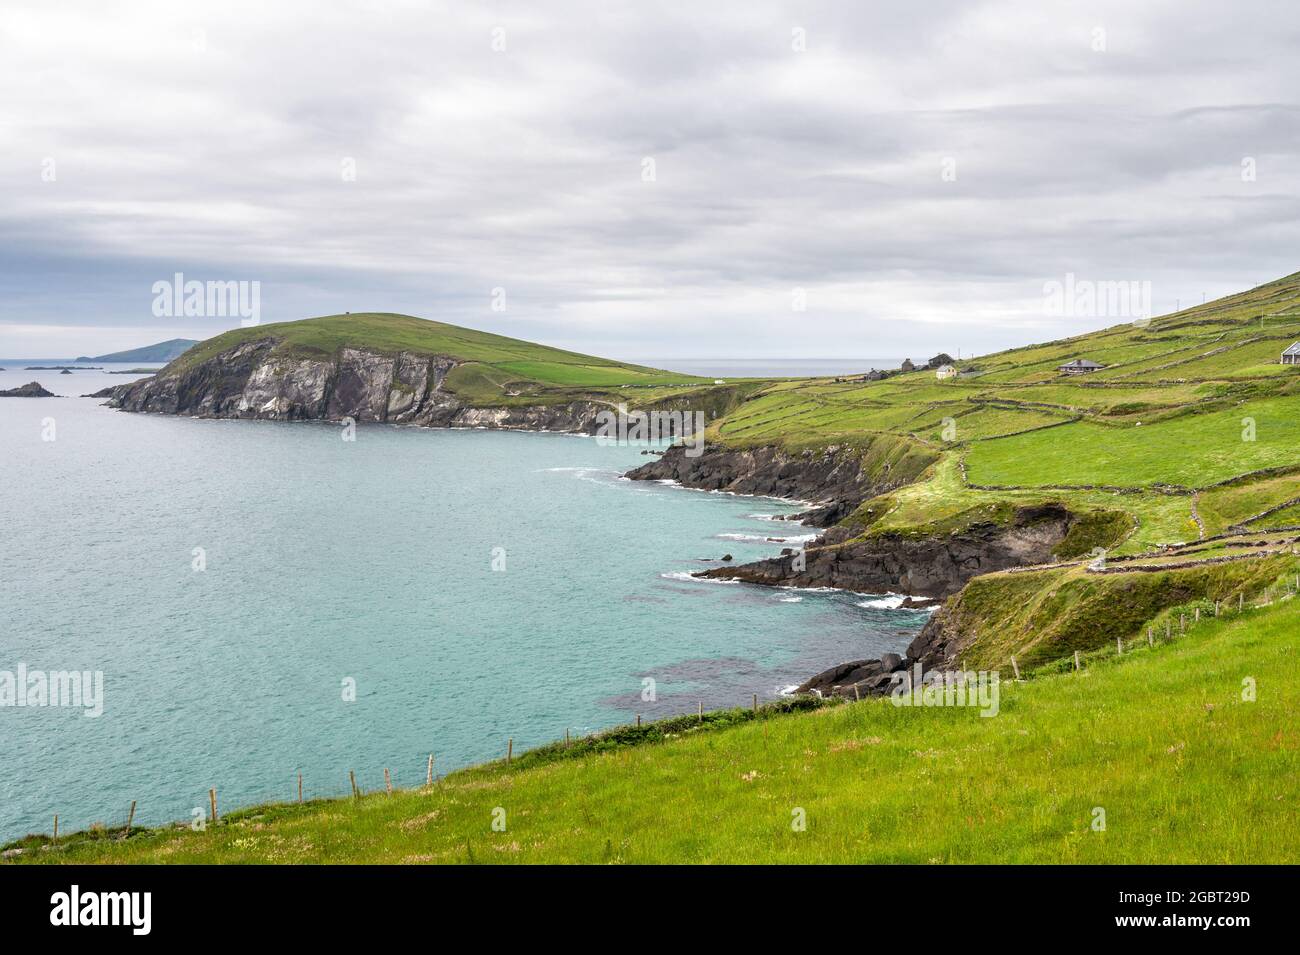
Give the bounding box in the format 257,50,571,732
3,0,1300,361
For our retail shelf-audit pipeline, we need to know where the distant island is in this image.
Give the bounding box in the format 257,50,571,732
76,338,199,363
0,381,55,397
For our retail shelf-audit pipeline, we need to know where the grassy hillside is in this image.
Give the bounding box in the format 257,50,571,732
11,595,1297,864
163,312,730,408
709,273,1300,589
942,547,1299,669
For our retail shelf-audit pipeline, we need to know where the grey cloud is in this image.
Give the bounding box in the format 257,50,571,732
2,0,1300,360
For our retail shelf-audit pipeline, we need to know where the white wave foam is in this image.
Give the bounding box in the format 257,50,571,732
856,594,907,610
659,571,740,585
717,532,816,543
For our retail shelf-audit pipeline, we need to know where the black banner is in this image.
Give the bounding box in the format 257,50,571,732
0,864,1285,940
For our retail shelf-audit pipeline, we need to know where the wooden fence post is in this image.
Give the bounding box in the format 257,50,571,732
298,773,303,804
636,714,641,728
565,729,570,749
1010,656,1021,681
1116,637,1122,655
1073,650,1080,671
427,754,434,787
125,800,136,836
53,814,58,840
507,738,513,764
1147,627,1154,647
853,683,860,701
209,788,218,823
752,693,758,714
384,768,392,795
349,771,359,798
698,701,703,723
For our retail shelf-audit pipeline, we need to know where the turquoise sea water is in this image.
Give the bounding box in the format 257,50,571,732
0,365,925,841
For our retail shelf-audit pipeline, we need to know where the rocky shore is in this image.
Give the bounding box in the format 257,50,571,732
101,338,1055,698
698,503,1074,597
627,445,1083,696
624,442,918,526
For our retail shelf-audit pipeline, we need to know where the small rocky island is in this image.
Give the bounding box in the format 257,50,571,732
0,381,56,397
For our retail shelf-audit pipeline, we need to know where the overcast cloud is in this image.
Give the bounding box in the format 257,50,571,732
3,0,1300,361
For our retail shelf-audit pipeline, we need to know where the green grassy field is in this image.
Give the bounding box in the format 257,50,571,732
963,397,1300,489
12,595,1296,864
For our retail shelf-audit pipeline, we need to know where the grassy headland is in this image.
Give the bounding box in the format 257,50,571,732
161,311,770,411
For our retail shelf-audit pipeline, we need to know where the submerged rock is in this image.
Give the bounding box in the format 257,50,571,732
898,596,942,610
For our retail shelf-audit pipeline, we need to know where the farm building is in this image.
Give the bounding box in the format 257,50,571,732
1282,342,1300,365
1058,358,1105,375
935,364,957,380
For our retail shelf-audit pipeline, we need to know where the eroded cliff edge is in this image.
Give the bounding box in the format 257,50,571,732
696,503,1077,597
105,339,635,432
626,442,1096,698
624,438,938,526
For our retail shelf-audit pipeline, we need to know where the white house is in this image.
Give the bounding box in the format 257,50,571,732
1058,358,1105,375
1282,342,1300,365
935,364,957,380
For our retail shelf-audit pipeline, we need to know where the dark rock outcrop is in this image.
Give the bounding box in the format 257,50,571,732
794,652,911,699
898,596,942,609
905,608,965,671
0,381,55,397
625,443,907,527
699,503,1076,599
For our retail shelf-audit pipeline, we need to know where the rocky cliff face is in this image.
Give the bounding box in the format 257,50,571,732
105,339,615,432
697,503,1076,598
625,443,906,526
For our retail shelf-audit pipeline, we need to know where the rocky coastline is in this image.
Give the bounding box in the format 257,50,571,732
98,339,670,435
101,340,1051,700
624,442,906,526
626,446,1082,698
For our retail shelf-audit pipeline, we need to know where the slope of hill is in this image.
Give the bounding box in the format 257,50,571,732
9,593,1297,864
102,312,756,430
77,338,198,363
629,270,1300,673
